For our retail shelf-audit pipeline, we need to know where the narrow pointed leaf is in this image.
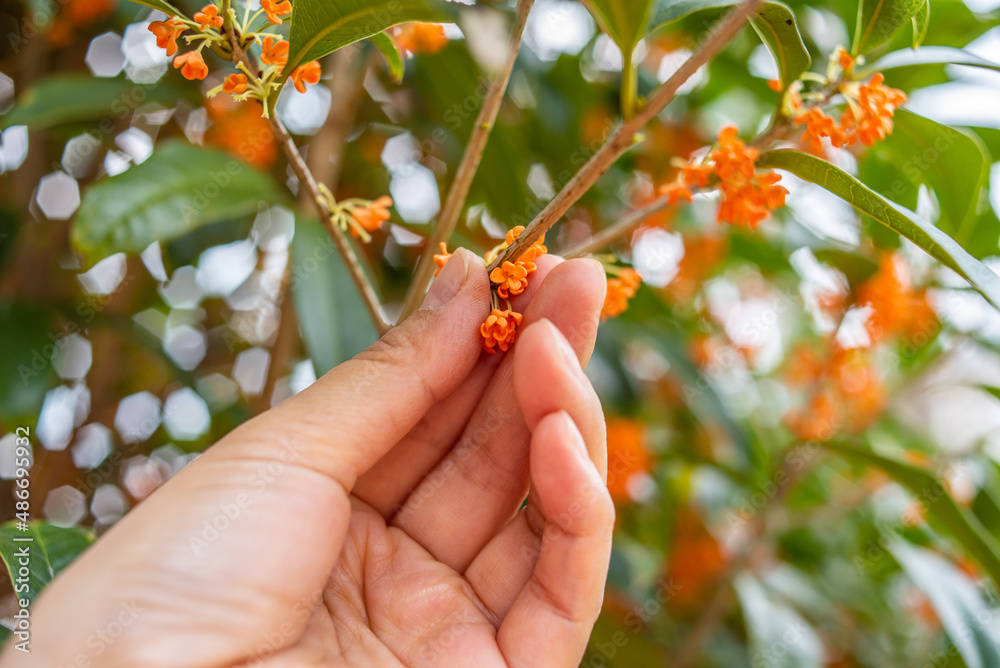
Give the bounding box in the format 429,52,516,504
760,149,1000,311
853,0,926,54
369,31,404,83
891,542,1000,668
861,46,1000,75
826,442,1000,588
872,110,989,242
911,0,929,48
291,219,378,377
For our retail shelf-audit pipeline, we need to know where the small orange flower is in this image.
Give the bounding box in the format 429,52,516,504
601,269,641,319
193,3,223,30
351,196,393,233
222,73,248,94
679,162,712,187
481,309,522,354
659,179,692,205
261,0,292,24
290,61,321,93
489,261,529,299
174,51,209,81
260,36,289,67
148,18,185,57
840,73,906,147
835,46,854,72
433,242,452,277
795,107,848,153
394,22,449,54
767,78,782,92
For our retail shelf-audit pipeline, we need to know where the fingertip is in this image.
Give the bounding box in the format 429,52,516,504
531,410,612,533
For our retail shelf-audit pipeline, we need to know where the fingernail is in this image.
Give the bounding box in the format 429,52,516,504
423,248,470,309
544,319,581,371
556,410,587,456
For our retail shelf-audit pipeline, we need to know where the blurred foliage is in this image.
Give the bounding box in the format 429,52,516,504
1,0,1000,664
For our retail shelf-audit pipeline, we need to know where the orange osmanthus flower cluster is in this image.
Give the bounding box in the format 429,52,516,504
148,0,322,112
601,268,641,319
784,252,937,441
657,126,788,229
791,49,906,154
435,226,548,354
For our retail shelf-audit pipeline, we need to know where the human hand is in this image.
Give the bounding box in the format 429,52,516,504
4,249,613,668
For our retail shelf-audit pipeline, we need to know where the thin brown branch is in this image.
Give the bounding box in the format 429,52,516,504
487,0,764,272
562,195,669,259
398,0,536,320
258,49,370,412
225,28,391,335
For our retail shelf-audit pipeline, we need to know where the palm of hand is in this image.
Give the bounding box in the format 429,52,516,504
10,254,612,668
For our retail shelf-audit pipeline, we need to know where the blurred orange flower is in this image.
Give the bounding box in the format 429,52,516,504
601,269,641,320
605,418,650,502
664,507,726,612
205,97,278,170
394,23,448,54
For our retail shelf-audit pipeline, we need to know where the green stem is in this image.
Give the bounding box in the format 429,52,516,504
621,51,637,121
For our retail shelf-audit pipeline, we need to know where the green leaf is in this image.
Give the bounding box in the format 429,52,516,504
290,219,378,377
872,110,989,243
749,2,811,87
978,385,1000,402
759,149,1000,311
582,0,656,58
890,542,1000,668
911,0,929,48
648,0,809,87
71,141,286,266
285,0,456,80
1,75,187,131
735,574,823,668
369,31,404,83
0,302,57,423
0,521,94,606
862,46,1000,75
853,0,926,55
826,442,1000,588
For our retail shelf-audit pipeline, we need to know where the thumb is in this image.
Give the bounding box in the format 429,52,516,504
240,247,489,490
